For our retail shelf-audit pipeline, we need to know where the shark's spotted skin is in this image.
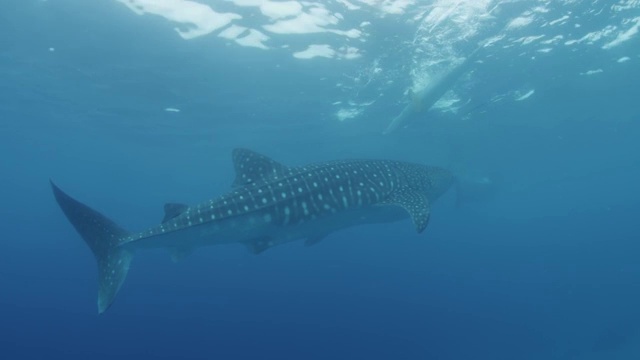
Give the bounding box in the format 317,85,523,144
51,149,454,313
123,151,451,244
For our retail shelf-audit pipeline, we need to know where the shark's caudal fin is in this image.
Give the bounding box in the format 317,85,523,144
50,181,132,314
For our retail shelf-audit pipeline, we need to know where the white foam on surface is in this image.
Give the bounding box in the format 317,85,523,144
514,89,535,101
548,15,569,26
507,16,534,30
259,1,303,20
336,0,360,11
114,0,640,65
229,0,263,5
581,69,604,75
565,26,618,46
263,7,361,38
113,0,640,126
532,5,550,14
612,0,640,12
353,0,415,15
339,46,361,60
218,25,247,39
116,0,241,40
602,16,640,49
514,35,545,45
335,107,362,121
235,29,270,49
293,44,335,59
540,35,564,44
289,45,362,60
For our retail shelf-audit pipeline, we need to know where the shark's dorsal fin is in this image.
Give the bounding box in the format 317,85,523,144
162,203,189,223
232,148,290,187
382,189,431,233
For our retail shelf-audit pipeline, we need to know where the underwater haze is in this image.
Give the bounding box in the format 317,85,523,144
1,0,640,359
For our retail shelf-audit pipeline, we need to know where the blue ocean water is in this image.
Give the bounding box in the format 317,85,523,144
1,1,640,359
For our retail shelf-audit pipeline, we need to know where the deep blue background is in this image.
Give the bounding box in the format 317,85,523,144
1,1,640,359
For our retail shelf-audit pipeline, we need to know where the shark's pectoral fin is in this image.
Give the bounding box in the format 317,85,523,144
244,237,275,255
382,188,431,233
304,234,327,247
168,247,194,262
231,148,291,187
162,203,189,223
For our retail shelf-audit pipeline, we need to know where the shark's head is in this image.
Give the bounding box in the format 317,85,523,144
396,163,455,201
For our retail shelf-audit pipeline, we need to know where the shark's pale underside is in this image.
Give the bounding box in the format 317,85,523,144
52,149,454,313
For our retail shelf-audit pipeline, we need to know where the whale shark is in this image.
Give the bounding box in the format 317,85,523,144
383,48,480,134
51,148,455,313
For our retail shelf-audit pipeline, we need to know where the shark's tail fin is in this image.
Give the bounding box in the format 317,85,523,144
50,180,133,314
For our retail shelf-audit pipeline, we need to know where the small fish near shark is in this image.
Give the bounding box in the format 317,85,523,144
51,148,455,313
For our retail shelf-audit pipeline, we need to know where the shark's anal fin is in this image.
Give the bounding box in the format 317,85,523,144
231,148,291,187
304,235,327,247
244,237,275,255
382,188,431,233
162,203,189,223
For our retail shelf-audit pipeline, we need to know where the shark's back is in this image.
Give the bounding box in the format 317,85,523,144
116,150,455,249
167,150,451,231
154,159,407,234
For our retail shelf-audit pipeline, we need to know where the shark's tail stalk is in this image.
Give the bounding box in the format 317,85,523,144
50,180,132,314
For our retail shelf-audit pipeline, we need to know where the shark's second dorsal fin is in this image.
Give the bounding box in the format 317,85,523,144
162,203,189,223
382,189,431,233
231,148,290,187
